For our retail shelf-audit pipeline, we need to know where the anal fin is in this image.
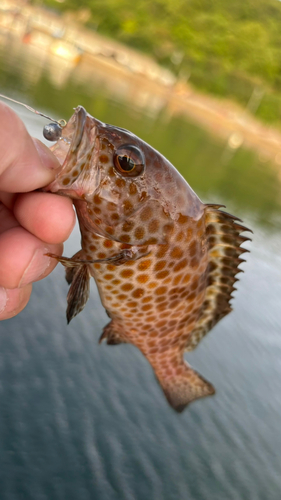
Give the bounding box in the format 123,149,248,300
156,362,215,412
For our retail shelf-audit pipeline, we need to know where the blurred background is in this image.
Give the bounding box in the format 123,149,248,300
0,1,281,499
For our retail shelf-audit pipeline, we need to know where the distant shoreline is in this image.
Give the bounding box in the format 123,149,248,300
1,0,281,166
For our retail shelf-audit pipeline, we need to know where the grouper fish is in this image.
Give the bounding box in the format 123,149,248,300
44,106,251,412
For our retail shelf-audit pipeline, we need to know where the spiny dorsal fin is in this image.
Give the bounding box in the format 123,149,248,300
185,204,252,351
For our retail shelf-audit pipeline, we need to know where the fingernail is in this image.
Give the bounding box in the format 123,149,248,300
33,139,60,170
19,248,51,287
0,287,7,314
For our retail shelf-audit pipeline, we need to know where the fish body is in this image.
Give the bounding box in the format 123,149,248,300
46,106,250,412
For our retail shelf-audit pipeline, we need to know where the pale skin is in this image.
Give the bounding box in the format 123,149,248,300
0,102,75,320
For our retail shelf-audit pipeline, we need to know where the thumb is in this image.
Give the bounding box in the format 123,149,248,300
0,102,60,193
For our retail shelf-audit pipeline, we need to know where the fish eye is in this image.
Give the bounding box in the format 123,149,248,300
43,122,62,141
113,145,145,177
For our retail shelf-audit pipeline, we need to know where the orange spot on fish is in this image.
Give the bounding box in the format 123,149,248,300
120,269,134,278
137,274,150,284
137,259,152,271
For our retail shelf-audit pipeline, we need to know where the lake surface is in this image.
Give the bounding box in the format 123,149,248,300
0,35,281,500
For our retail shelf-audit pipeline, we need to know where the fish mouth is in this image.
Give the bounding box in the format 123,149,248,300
45,106,99,197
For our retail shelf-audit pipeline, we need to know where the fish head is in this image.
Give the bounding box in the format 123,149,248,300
46,106,204,245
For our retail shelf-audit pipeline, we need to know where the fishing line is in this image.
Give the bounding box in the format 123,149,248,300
0,93,66,127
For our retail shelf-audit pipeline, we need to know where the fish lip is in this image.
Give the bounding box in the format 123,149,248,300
70,105,87,154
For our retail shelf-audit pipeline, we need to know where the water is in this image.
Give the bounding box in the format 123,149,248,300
1,35,281,500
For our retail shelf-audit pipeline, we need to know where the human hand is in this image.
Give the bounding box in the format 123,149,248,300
0,102,75,320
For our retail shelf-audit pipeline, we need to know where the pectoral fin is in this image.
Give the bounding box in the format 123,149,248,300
46,247,149,268
46,253,84,267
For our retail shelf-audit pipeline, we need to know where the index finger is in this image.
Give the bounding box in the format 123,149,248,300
0,102,60,193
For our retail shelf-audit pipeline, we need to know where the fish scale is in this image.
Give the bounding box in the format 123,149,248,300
45,105,251,412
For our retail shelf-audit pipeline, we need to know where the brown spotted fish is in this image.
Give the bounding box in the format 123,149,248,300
45,106,251,412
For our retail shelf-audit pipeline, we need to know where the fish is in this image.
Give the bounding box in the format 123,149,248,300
44,105,251,412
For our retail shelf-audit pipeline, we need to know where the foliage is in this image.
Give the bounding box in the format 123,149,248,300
42,1,281,82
